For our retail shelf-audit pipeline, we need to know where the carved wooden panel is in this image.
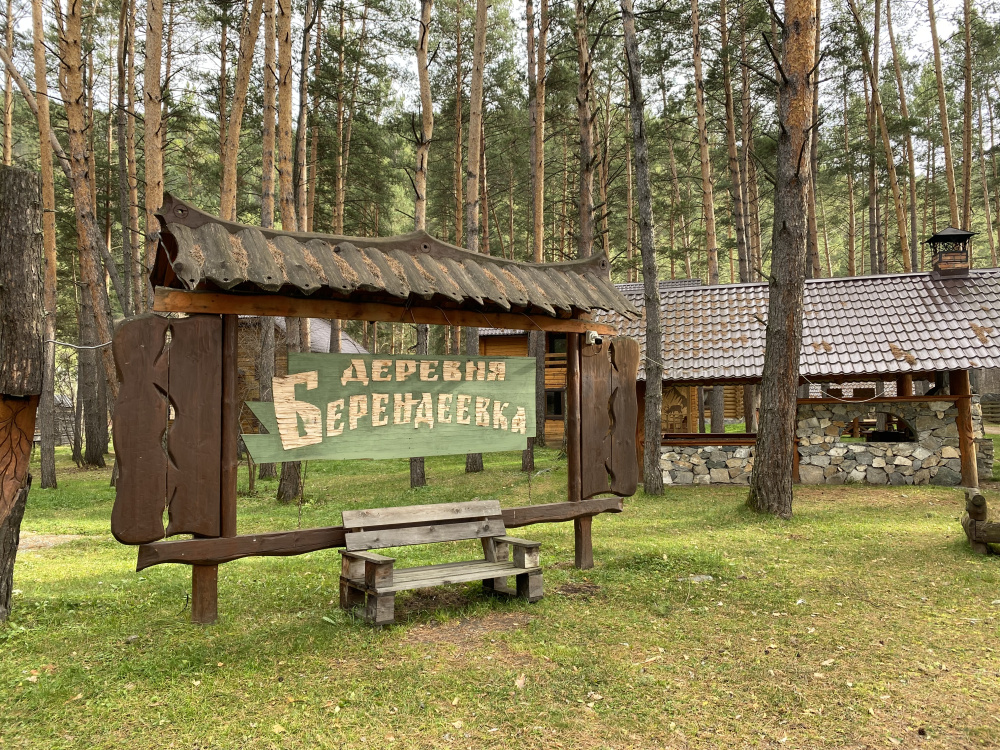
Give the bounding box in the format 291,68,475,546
607,337,639,496
165,316,222,538
111,315,170,544
111,314,222,545
580,336,639,500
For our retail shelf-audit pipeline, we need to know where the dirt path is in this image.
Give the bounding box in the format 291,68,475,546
17,533,84,551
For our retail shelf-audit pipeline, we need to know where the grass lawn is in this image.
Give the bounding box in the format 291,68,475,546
3,446,1000,749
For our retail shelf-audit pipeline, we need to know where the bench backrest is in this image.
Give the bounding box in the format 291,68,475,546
342,500,506,551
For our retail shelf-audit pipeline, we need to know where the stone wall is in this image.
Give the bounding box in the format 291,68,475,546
660,397,994,486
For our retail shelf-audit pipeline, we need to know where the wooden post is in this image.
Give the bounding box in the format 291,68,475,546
191,314,238,624
0,166,43,623
949,369,979,489
896,374,913,397
191,564,218,624
566,332,592,569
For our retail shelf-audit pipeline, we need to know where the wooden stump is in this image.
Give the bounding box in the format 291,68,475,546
0,166,44,624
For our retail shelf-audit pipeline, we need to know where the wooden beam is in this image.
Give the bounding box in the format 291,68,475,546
190,565,218,624
153,287,617,336
135,498,623,570
220,315,238,537
896,374,913,397
567,332,582,504
949,369,979,488
797,395,964,404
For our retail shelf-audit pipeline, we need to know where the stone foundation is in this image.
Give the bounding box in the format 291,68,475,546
660,397,994,486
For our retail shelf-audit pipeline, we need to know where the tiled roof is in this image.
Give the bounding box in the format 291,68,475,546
152,195,639,321
479,279,701,338
598,270,1000,382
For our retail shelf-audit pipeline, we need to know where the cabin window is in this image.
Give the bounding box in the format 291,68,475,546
547,333,567,354
545,389,565,418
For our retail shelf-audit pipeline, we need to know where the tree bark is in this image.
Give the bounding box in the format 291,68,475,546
530,0,548,262
144,0,164,307
463,0,487,475
293,0,315,228
411,0,433,488
414,0,434,229
53,0,120,402
0,165,44,623
573,0,593,258
721,0,749,284
847,0,910,271
843,79,857,276
622,0,663,495
31,0,58,489
219,0,264,220
2,0,10,166
262,0,277,230
276,0,296,232
746,0,815,519
885,0,918,270
961,0,972,229
928,0,959,226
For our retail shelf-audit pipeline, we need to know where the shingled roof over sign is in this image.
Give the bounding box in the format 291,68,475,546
150,195,639,320
597,270,1000,383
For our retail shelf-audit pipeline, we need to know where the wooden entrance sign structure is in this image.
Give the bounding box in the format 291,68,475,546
111,196,641,623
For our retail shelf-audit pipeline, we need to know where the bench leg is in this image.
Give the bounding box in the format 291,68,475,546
483,576,515,596
340,578,365,612
516,571,543,603
365,592,395,626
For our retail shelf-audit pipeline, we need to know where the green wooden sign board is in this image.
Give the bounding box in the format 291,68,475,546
244,353,536,462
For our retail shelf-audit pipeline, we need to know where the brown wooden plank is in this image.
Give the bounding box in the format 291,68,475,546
502,497,623,527
567,332,582,503
220,315,238,537
111,315,171,545
135,525,347,570
344,519,505,551
163,315,223,538
342,500,502,530
608,337,640,496
135,498,623,569
379,562,536,593
153,287,617,335
580,339,612,499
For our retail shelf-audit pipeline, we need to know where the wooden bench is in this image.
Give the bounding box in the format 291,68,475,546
338,500,543,625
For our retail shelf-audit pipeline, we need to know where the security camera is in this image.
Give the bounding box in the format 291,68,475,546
584,330,603,347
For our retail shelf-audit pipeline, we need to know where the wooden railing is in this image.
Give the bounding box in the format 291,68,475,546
661,432,757,447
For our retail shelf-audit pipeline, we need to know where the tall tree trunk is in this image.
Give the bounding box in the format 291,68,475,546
3,0,11,166
411,0,433,488
453,0,463,246
293,0,314,228
843,81,856,276
464,0,487,474
0,165,43,624
847,0,910,271
530,0,548,261
276,0,296,232
219,0,264,220
32,0,58,489
144,0,164,307
306,12,321,231
886,0,918,271
573,0,593,258
961,0,972,229
928,0,959,226
622,0,663,495
721,0,749,284
54,0,119,402
747,0,815,518
126,0,141,312
668,140,692,278
262,0,276,230
692,0,723,430
334,0,346,232
806,0,821,278
276,0,302,498
980,93,998,267
414,0,434,228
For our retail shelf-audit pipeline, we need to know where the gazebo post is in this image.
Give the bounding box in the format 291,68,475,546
896,374,913,397
949,369,979,489
566,332,592,569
